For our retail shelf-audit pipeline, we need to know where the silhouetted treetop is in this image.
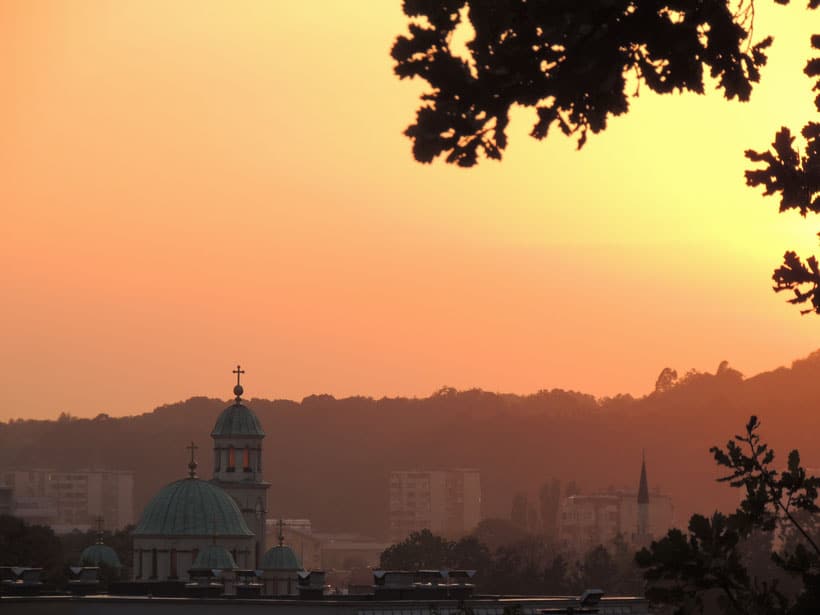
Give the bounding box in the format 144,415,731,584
392,0,779,166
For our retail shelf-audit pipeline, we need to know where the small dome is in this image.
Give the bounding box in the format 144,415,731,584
134,478,253,537
80,543,122,569
212,402,265,437
260,545,301,571
192,544,237,571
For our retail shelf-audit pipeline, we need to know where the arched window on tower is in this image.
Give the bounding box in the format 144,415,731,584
215,447,221,472
150,548,158,579
243,446,250,472
228,445,235,472
169,548,178,579
257,446,262,471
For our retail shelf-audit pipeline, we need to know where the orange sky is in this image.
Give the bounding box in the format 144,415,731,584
1,2,819,420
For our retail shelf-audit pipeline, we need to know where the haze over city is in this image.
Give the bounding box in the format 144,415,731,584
2,1,820,421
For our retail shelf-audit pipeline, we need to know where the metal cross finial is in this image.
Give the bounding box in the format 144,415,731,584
187,441,199,478
233,365,245,387
278,518,284,547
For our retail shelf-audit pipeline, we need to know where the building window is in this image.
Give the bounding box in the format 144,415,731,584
169,548,178,579
243,446,251,472
137,549,143,579
215,448,221,472
150,548,158,579
227,446,235,472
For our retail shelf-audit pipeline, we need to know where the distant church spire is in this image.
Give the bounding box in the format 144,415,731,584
637,450,650,540
638,449,649,504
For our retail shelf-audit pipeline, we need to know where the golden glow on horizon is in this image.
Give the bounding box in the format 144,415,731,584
1,1,819,419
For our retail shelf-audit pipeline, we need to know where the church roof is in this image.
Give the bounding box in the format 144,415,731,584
260,545,301,571
133,477,254,537
212,401,265,437
191,544,238,571
80,543,122,569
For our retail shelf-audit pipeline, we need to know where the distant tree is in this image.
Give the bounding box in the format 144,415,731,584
541,553,572,595
392,1,820,314
607,533,645,596
716,360,744,382
471,518,530,551
0,515,64,583
450,535,492,571
526,503,540,533
654,367,679,393
380,530,491,577
380,529,451,570
538,479,562,539
510,493,529,529
489,537,552,594
575,545,618,593
637,416,820,614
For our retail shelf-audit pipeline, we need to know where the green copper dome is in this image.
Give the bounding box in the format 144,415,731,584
80,543,122,569
191,544,237,570
133,478,254,537
260,545,301,571
211,402,265,437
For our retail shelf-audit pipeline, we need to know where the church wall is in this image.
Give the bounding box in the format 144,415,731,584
132,537,254,581
211,431,269,568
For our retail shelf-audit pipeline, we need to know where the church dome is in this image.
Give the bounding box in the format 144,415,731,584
133,478,254,537
191,544,238,571
212,401,265,438
80,543,122,569
260,545,301,571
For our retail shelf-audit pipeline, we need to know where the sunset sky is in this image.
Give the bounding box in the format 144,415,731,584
2,1,819,420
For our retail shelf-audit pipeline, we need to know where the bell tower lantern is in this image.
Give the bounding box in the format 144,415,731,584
211,365,270,567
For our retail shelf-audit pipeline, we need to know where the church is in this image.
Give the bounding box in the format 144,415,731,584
131,366,299,583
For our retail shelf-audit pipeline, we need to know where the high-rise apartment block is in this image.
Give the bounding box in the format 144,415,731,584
1,468,135,532
388,469,481,543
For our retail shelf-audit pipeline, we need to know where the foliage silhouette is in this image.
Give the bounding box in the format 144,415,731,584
745,35,820,314
380,528,641,595
637,416,820,614
392,0,774,165
0,515,64,584
393,1,820,314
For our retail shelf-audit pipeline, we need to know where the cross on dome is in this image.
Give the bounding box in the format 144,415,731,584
187,441,199,478
232,365,245,401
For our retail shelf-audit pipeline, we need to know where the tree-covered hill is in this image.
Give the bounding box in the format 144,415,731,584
3,351,820,538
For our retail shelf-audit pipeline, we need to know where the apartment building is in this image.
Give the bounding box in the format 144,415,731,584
388,469,481,543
